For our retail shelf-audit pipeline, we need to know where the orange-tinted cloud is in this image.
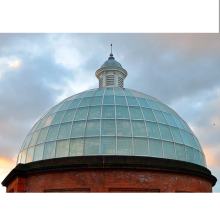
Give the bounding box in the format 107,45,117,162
151,34,220,55
203,147,220,167
0,157,16,187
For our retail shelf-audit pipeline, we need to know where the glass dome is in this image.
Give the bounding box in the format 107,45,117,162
17,87,206,167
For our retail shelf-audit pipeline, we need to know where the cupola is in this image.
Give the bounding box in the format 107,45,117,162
95,44,127,88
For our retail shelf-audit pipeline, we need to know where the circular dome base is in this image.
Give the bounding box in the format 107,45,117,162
2,156,217,192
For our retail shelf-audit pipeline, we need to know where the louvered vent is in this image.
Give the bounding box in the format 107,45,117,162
106,75,114,86
99,77,103,88
118,76,124,88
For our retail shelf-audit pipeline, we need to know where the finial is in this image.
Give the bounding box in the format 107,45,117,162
109,44,114,59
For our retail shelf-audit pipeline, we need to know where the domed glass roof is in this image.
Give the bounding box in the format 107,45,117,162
17,87,206,167
101,53,122,68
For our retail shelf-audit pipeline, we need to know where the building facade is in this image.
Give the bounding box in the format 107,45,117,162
2,49,217,192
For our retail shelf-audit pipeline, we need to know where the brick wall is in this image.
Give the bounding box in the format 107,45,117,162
6,176,26,193
19,168,212,193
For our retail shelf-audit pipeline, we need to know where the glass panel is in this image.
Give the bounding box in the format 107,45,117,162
65,95,77,101
69,138,84,156
132,91,145,98
85,90,96,97
142,108,156,121
143,94,152,100
85,120,100,136
102,105,115,118
137,98,150,107
163,113,177,126
175,143,186,161
101,136,116,154
43,141,56,159
29,120,41,133
149,139,162,157
188,133,197,149
91,96,103,105
23,133,33,150
43,113,56,127
37,127,49,144
103,96,114,105
129,106,143,119
180,129,191,146
74,107,89,120
116,106,129,119
17,152,22,164
77,92,87,98
185,146,194,163
123,90,134,96
85,137,100,155
102,120,116,135
117,137,132,155
194,149,201,165
68,99,81,108
172,116,184,129
153,110,167,124
132,120,147,137
146,122,160,139
62,108,76,122
165,106,178,117
42,109,53,119
133,138,148,155
71,121,86,137
88,106,101,119
155,102,167,112
55,139,69,158
60,101,72,111
52,103,63,113
194,136,202,151
114,89,124,96
36,117,48,130
179,119,191,133
199,152,205,166
147,100,160,110
126,97,138,105
21,137,27,151
170,126,183,143
158,124,173,141
21,149,27,163
163,141,175,159
105,89,114,95
117,120,131,136
115,96,127,105
185,123,193,133
163,105,174,115
51,111,65,124
94,89,105,96
29,130,40,147
57,122,72,139
26,147,34,163
79,97,92,107
46,124,59,141
33,144,44,161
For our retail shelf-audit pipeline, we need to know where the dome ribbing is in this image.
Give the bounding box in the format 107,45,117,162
17,87,206,167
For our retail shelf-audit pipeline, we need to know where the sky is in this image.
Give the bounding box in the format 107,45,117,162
0,33,220,192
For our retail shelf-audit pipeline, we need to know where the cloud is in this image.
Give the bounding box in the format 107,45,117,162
0,157,16,193
0,33,220,192
10,60,20,68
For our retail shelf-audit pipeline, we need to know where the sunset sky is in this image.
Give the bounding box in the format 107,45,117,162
0,33,220,192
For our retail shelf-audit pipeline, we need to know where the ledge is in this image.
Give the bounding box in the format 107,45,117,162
1,156,217,187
